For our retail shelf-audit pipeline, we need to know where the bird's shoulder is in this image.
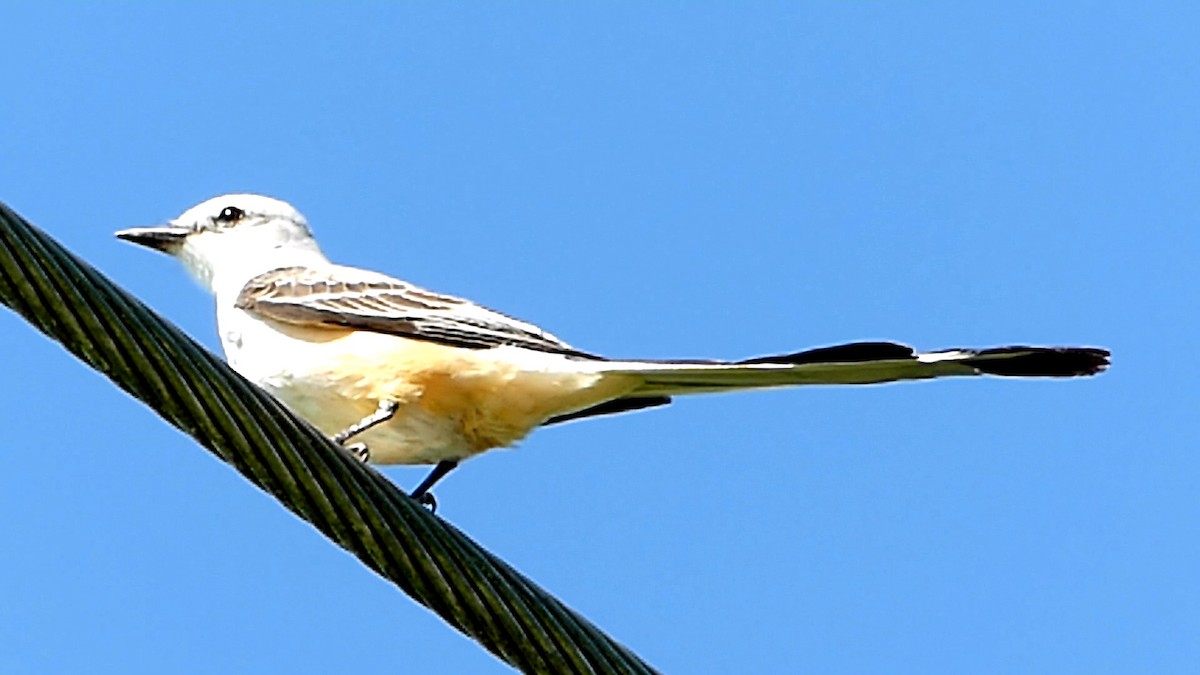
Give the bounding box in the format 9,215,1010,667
236,264,462,312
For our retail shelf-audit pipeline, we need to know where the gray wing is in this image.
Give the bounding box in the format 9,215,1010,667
235,265,597,357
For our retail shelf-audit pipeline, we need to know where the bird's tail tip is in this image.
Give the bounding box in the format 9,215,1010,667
959,346,1111,377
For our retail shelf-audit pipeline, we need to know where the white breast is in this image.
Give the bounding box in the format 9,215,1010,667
215,305,464,463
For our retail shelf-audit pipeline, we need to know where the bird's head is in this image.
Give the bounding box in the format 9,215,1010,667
116,194,325,294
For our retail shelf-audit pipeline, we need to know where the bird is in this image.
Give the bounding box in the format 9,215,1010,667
116,194,1110,507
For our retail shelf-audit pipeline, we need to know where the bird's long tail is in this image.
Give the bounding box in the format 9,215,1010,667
541,342,1109,426
596,342,1110,397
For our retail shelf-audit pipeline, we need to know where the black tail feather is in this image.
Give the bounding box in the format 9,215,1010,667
739,341,915,366
543,396,673,426
739,342,1109,378
963,346,1111,377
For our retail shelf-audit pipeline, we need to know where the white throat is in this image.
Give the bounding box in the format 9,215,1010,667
183,233,332,305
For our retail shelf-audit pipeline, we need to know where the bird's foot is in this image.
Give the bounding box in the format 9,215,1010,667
343,442,370,463
415,492,438,513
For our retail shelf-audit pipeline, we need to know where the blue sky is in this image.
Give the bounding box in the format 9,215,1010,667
1,3,1195,673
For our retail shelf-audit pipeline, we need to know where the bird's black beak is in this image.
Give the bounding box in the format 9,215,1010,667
114,224,190,254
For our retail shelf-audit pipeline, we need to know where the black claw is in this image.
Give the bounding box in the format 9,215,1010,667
345,443,370,463
416,492,438,513
406,460,457,513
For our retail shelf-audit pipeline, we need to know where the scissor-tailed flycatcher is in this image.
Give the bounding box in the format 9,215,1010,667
116,194,1109,506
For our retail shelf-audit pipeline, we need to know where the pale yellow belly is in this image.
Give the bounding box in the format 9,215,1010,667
226,318,638,465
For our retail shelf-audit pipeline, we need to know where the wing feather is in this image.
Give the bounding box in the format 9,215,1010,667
235,265,597,357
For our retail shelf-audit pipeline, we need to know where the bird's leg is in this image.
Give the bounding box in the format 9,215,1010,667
409,460,459,512
332,400,400,462
333,400,400,444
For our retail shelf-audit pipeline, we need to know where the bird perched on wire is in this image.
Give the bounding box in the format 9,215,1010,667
116,194,1110,508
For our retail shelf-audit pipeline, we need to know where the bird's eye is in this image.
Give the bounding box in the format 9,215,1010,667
215,206,245,224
